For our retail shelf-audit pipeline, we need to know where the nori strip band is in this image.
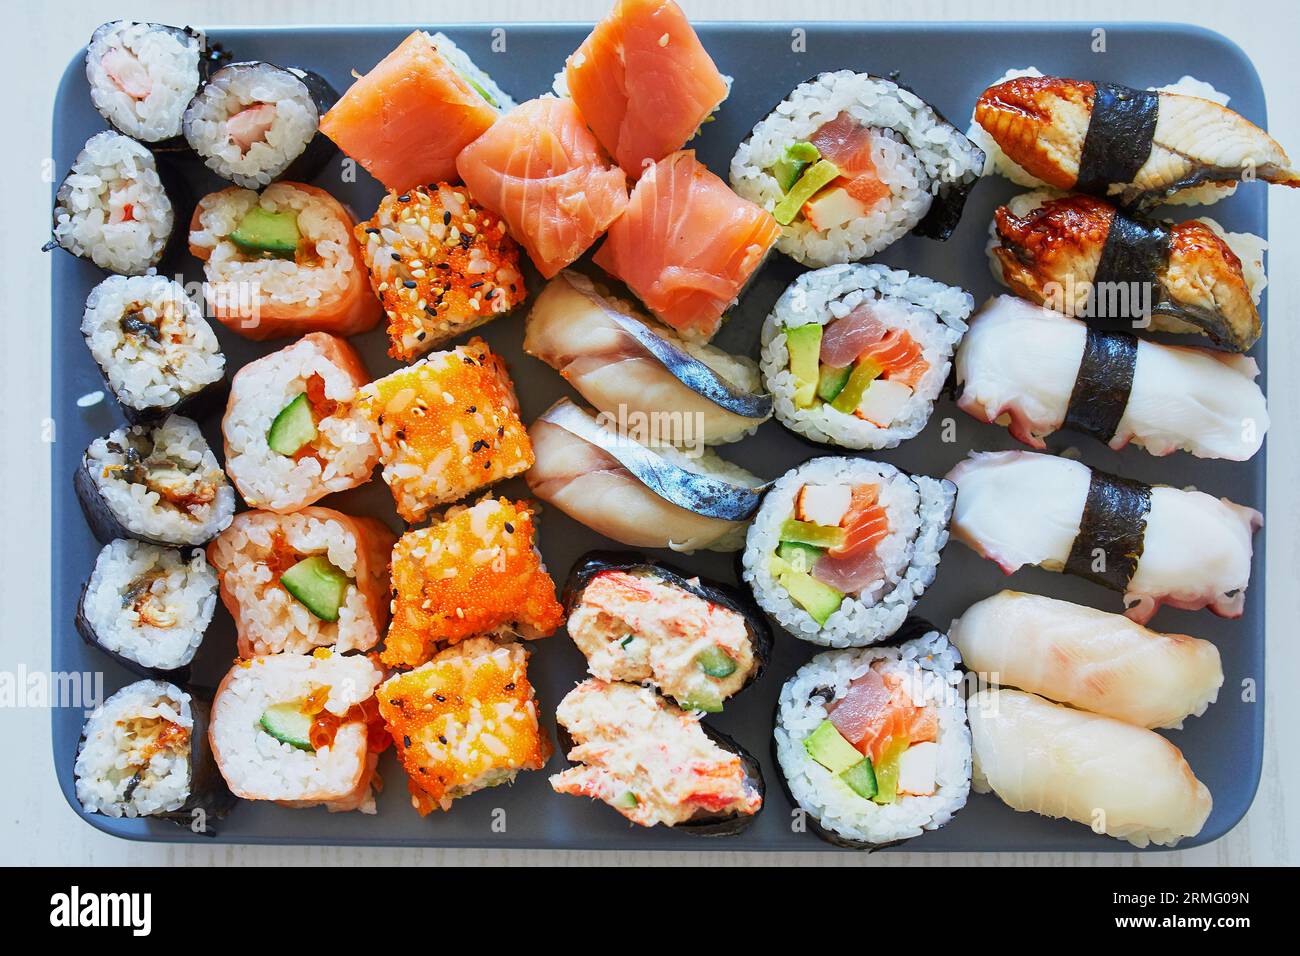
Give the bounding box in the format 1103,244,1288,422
1075,83,1159,194
1063,328,1138,442
1065,468,1151,591
1090,209,1170,321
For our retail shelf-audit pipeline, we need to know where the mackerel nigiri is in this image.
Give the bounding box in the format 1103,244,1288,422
973,74,1299,208
524,271,772,445
950,590,1223,730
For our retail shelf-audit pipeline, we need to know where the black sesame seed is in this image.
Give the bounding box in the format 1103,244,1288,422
469,281,484,289
503,682,515,692
403,735,412,747
398,194,411,202
435,694,446,702
403,280,417,289
467,405,477,414
391,252,401,261
504,522,514,534
443,211,452,225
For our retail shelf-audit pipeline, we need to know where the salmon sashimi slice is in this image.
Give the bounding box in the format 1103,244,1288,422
563,0,730,179
593,150,779,342
457,97,629,279
828,484,888,558
320,31,503,192
860,328,929,388
809,112,892,210
830,665,937,765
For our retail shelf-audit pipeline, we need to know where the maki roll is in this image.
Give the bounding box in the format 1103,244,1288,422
950,590,1223,730
222,332,378,513
75,414,236,547
774,628,971,848
955,295,1269,460
85,20,208,148
51,131,176,275
972,73,1298,209
209,652,386,813
377,638,550,815
562,551,772,712
356,184,527,361
456,96,629,279
354,338,533,523
188,182,382,340
320,30,514,193
81,274,226,424
550,678,764,834
381,498,563,668
525,271,772,446
556,0,730,178
730,71,984,267
593,150,779,343
743,457,954,647
183,60,337,188
969,688,1211,848
989,190,1267,353
76,540,217,680
946,450,1262,623
75,679,234,825
527,398,766,553
206,507,396,657
761,264,972,450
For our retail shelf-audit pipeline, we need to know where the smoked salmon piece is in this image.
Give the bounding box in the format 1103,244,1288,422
456,97,629,279
320,31,509,192
593,150,779,342
562,0,730,178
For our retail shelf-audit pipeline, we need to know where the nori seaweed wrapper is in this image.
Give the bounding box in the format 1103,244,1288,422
1065,468,1152,591
1090,207,1171,322
1075,83,1159,195
1063,328,1138,442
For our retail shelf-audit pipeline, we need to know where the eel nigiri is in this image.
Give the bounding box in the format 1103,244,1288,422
525,398,765,553
524,271,772,445
955,295,1268,460
968,688,1212,848
973,75,1299,208
950,590,1223,729
989,190,1264,352
945,450,1261,623
456,97,629,279
560,0,730,178
594,150,780,343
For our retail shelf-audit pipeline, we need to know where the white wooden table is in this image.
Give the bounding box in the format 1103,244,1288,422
3,0,1295,866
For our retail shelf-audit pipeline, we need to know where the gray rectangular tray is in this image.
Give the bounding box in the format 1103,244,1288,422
51,20,1266,851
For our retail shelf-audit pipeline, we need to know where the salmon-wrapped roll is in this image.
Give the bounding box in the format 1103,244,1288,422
207,507,396,657
188,182,382,340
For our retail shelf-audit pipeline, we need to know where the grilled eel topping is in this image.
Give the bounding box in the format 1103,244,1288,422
991,193,1261,352
975,75,1300,207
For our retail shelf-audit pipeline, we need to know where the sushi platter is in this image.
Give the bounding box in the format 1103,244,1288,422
50,10,1274,851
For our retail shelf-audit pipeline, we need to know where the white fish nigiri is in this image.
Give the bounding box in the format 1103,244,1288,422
955,296,1268,460
524,271,772,445
950,590,1223,729
526,399,765,553
968,688,1212,848
946,451,1261,623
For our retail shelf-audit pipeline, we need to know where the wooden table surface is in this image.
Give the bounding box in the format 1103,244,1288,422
3,0,1295,866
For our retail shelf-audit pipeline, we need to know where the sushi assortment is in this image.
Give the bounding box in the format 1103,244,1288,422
56,7,1279,851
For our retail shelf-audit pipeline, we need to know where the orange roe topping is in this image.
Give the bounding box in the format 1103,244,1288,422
380,498,563,668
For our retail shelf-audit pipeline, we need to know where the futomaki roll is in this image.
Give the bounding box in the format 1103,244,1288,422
774,627,971,848
183,60,337,187
743,457,954,647
761,264,972,450
85,20,209,148
81,274,226,423
730,71,984,266
222,332,378,513
75,415,236,547
51,131,177,275
76,539,217,680
75,680,234,825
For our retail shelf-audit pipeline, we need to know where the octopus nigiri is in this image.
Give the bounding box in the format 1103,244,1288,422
973,74,1299,207
990,190,1264,352
968,688,1212,848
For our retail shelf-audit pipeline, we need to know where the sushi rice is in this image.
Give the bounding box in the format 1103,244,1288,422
53,131,174,275
81,274,225,421
731,71,984,266
743,457,954,647
75,680,195,818
761,264,972,449
79,539,217,673
774,630,971,846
